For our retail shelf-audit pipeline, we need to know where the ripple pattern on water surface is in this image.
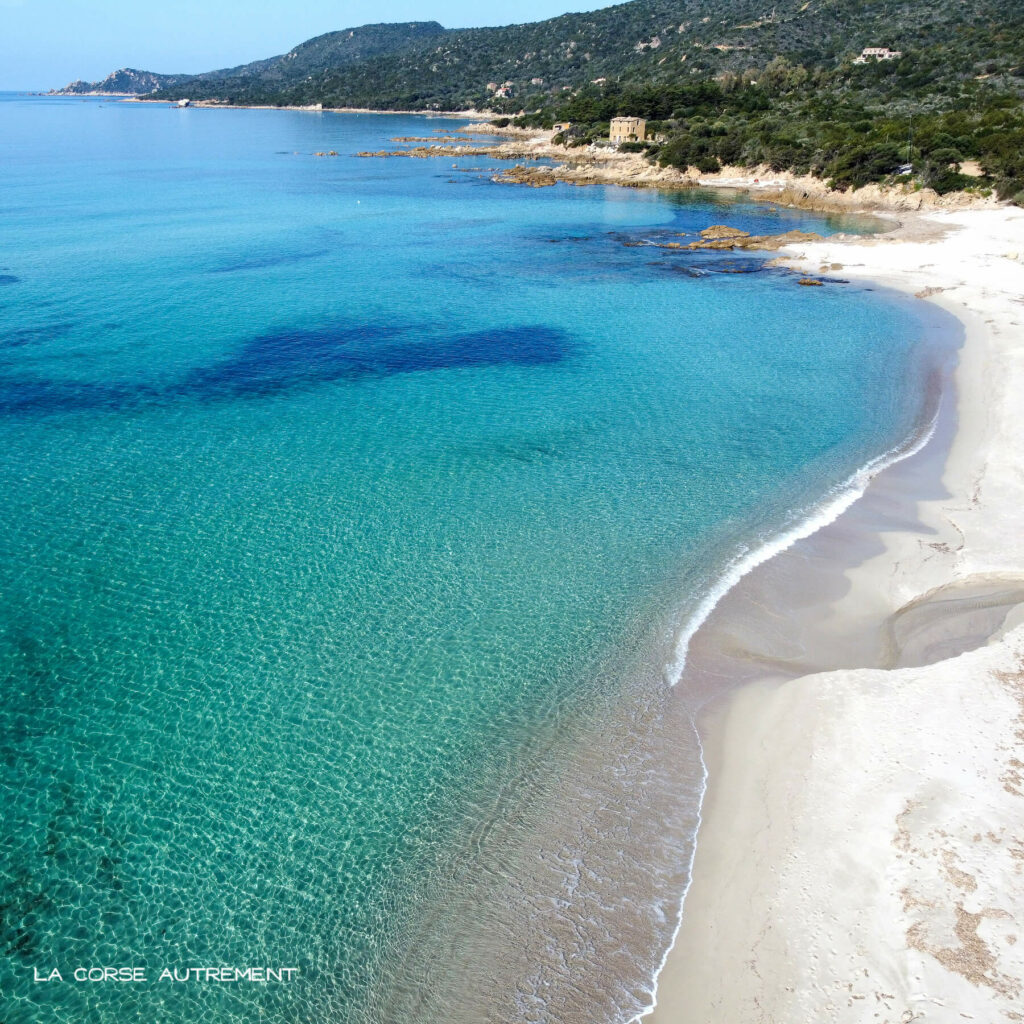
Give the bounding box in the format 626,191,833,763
0,94,951,1024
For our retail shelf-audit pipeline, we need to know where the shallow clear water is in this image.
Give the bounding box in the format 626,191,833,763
0,95,952,1023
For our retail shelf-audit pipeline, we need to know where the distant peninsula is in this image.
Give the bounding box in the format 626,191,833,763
55,68,192,96
51,0,1024,202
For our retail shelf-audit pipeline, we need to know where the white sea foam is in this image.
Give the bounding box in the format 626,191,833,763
630,409,939,1024
666,411,939,691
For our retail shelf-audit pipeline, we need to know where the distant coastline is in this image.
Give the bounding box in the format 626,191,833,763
142,98,484,118
352,121,1005,216
44,93,483,116
42,0,1024,209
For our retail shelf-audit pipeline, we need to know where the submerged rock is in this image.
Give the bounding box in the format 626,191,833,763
493,165,559,187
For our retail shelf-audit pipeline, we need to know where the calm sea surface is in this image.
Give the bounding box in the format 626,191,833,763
0,94,954,1023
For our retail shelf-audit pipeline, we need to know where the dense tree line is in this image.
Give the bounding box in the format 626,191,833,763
140,0,1023,111
517,58,1024,202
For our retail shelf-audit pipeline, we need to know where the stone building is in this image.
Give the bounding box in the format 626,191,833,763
609,116,646,143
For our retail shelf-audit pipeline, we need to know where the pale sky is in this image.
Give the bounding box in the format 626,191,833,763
0,0,612,90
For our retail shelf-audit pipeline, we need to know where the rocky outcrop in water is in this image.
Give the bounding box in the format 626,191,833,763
628,228,825,252
699,225,752,240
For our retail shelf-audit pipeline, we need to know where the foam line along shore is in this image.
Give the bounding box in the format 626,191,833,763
645,206,1024,1023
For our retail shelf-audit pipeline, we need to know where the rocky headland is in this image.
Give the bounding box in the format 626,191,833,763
354,127,1005,215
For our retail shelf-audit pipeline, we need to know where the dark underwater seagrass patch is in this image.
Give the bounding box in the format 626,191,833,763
0,322,575,414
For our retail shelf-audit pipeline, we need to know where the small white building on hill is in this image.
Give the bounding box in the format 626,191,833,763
853,47,903,64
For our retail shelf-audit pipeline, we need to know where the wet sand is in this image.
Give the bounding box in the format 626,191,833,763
645,208,1024,1023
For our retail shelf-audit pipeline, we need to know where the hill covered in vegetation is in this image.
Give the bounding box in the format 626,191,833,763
55,68,190,95
52,22,449,97
59,0,1024,109
136,0,1024,111
527,55,1024,202
53,0,1024,201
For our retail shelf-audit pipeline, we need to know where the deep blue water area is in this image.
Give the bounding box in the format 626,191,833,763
0,93,956,1024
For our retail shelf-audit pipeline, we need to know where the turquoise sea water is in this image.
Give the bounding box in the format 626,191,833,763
0,95,955,1023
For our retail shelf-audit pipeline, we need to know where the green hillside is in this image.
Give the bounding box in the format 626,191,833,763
54,0,1024,200
53,22,449,97
177,22,449,92
54,68,190,95
134,0,1024,111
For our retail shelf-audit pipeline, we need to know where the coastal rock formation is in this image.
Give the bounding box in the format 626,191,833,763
740,230,824,250
627,228,826,253
692,165,1005,214
353,132,1003,215
495,165,559,187
456,122,541,139
687,237,739,250
357,144,495,158
491,158,684,189
699,225,752,240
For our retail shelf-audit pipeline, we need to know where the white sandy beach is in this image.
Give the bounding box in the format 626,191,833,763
647,206,1024,1022
293,117,1024,1016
